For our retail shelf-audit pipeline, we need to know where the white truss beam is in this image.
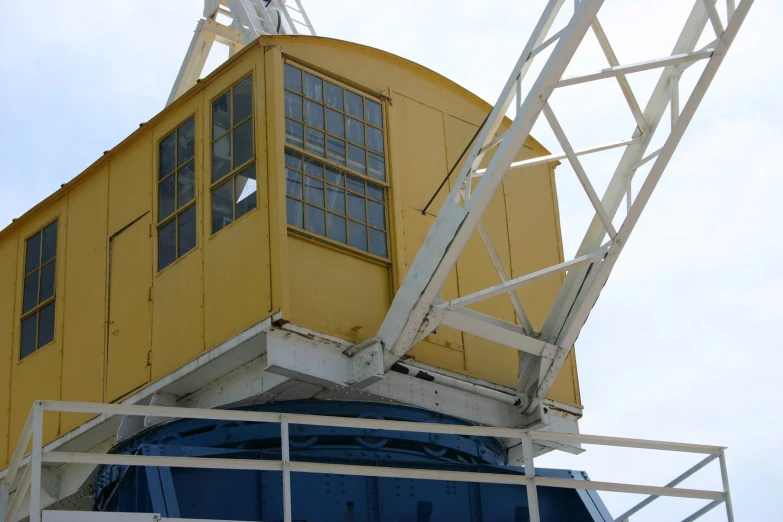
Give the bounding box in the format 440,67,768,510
375,0,754,413
167,0,316,106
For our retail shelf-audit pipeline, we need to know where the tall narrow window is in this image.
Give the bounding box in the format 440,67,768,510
158,117,197,271
211,74,257,234
283,63,388,258
20,220,58,359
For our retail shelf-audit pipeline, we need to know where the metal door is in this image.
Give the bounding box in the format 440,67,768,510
106,213,152,402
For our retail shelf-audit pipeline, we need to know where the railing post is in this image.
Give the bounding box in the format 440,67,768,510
521,432,541,522
0,483,9,521
29,401,44,522
281,415,292,522
718,450,735,522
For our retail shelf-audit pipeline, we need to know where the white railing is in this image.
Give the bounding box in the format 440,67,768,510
0,401,734,522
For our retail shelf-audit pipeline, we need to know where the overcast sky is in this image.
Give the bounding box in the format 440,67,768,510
0,1,780,520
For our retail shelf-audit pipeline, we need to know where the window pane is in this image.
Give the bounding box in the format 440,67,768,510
177,160,195,208
347,118,365,146
233,118,254,168
347,192,366,222
305,177,324,206
305,100,324,129
369,229,387,258
284,64,302,93
178,118,195,165
368,200,386,229
348,221,367,251
346,91,363,119
305,127,325,157
285,148,302,170
158,219,177,270
20,313,37,359
346,174,365,194
158,174,176,221
368,152,386,181
235,163,257,219
212,134,232,183
327,213,347,243
366,99,383,128
178,204,197,256
304,72,323,102
304,157,323,179
285,119,304,148
326,109,344,138
211,180,233,234
305,205,325,236
41,222,57,263
39,262,55,303
326,136,346,166
284,91,303,121
325,82,343,110
37,302,55,348
367,126,384,154
159,133,176,178
326,165,344,186
326,185,345,214
367,182,384,202
23,272,39,314
286,197,304,227
25,232,41,274
285,169,303,198
347,144,366,175
233,75,253,124
212,92,231,139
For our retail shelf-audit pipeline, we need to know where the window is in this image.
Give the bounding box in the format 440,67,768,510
20,221,58,359
211,74,257,234
285,150,388,258
283,63,388,258
158,117,197,271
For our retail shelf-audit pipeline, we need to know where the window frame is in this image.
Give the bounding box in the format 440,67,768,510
282,61,390,262
19,218,59,360
156,115,198,273
209,73,259,236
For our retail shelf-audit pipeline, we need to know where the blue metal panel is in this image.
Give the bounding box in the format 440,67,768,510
94,401,611,522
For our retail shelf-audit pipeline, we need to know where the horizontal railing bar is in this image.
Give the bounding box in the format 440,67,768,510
473,138,640,178
558,49,714,88
530,431,725,454
444,248,608,310
41,453,724,501
39,401,726,454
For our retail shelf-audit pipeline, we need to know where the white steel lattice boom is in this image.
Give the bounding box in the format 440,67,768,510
167,0,316,106
372,0,754,416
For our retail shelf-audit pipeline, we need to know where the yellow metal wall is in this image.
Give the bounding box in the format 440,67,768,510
0,36,581,466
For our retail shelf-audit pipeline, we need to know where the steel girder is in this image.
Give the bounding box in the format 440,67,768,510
374,0,754,412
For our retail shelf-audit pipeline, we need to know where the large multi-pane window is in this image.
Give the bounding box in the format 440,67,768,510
211,74,257,234
158,117,196,271
283,63,388,258
20,221,57,359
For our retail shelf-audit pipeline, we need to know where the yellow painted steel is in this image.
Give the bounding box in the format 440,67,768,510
0,36,583,465
60,168,109,432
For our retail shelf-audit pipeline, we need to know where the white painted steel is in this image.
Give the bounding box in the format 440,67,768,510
522,435,541,522
374,0,754,415
167,0,316,106
281,419,292,522
29,403,43,522
719,452,735,522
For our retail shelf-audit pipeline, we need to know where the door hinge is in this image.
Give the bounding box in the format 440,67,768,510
148,223,152,237
146,351,152,366
148,287,152,301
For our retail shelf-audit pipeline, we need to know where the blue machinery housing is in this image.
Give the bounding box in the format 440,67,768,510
94,401,611,521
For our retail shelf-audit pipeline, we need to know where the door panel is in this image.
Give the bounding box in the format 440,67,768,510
107,213,152,402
